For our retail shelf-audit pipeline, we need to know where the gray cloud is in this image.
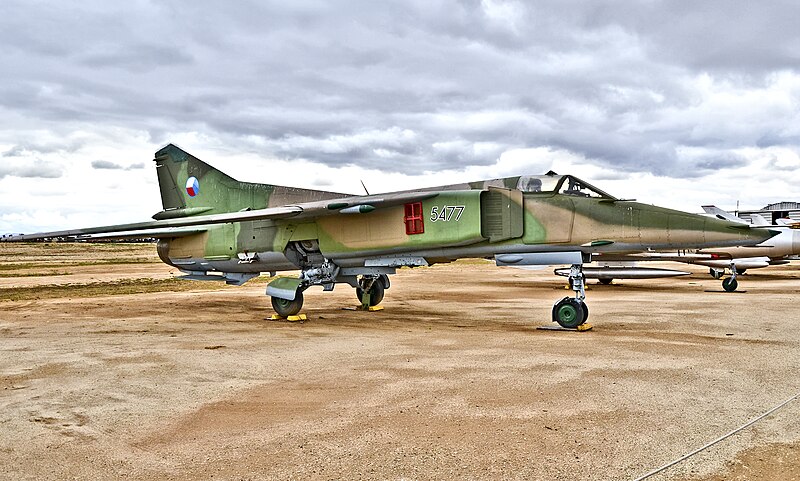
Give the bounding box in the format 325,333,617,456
1,0,799,179
0,161,63,179
91,160,123,170
91,160,145,170
3,139,88,157
79,44,194,72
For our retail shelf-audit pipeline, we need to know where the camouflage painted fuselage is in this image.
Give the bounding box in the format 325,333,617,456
2,144,775,323
151,145,771,277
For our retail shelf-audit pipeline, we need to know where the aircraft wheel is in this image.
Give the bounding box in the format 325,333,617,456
271,290,304,317
356,281,385,306
552,297,586,328
722,277,738,292
598,278,613,285
710,268,724,279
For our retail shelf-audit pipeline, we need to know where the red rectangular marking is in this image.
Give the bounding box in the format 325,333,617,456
404,202,424,235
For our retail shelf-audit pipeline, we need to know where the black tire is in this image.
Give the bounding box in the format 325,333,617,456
552,297,586,328
271,290,304,317
356,281,385,306
722,277,738,292
598,278,613,285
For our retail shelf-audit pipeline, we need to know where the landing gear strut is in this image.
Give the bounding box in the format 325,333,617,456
552,264,589,328
722,263,739,292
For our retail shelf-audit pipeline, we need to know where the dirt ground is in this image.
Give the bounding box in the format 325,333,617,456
1,243,800,481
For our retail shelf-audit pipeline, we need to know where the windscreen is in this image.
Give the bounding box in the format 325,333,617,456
557,176,615,199
516,175,563,193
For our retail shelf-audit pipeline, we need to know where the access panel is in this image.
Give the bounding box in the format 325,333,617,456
480,188,524,243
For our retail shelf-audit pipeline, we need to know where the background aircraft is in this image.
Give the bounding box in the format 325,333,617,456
698,205,800,284
589,205,799,291
2,145,775,328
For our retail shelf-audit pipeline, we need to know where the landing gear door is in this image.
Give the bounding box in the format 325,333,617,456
480,187,524,243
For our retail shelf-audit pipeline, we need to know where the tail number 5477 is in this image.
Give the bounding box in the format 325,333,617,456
430,205,465,222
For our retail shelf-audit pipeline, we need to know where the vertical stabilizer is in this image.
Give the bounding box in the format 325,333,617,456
750,213,770,226
701,205,748,224
151,144,347,220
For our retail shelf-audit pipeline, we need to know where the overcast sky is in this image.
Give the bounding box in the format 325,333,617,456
2,0,799,233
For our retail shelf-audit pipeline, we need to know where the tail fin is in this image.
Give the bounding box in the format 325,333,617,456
152,144,346,220
749,213,770,226
700,205,748,224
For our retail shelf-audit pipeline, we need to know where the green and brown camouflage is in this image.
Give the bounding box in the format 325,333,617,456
3,144,777,326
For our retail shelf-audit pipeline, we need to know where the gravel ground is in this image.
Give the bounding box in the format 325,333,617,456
1,243,799,480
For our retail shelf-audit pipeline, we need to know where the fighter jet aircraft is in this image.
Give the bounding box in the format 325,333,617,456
2,144,776,328
697,205,800,287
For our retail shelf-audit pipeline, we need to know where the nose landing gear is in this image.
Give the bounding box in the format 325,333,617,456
722,263,740,292
552,264,590,328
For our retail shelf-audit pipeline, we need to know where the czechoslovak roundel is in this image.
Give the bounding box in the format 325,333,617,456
186,177,200,197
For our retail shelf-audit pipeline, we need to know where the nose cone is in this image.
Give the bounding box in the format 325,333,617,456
704,218,776,248
636,205,778,250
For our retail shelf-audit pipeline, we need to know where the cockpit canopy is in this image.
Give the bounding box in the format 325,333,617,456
516,175,615,199
420,173,616,199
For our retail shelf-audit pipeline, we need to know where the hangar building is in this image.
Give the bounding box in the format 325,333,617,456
737,202,800,224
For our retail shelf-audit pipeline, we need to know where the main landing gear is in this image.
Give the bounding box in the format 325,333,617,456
356,275,385,309
267,270,390,318
271,291,304,317
552,264,590,328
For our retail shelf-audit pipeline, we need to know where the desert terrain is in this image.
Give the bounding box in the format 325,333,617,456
1,242,799,480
